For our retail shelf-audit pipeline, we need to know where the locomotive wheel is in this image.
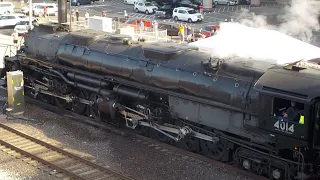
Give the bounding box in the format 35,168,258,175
54,96,70,108
134,125,149,135
89,93,102,121
72,90,89,115
39,94,53,104
176,136,199,152
52,79,71,109
148,129,169,143
200,138,227,161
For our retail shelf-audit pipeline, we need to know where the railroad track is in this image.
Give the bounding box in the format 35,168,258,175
0,122,133,180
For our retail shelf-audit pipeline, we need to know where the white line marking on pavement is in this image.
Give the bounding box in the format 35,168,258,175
211,12,235,18
205,16,225,21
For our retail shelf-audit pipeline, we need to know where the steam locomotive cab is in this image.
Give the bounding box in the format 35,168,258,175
254,66,320,176
254,67,320,148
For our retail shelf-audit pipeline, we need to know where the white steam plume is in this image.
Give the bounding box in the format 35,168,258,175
237,0,320,42
189,0,320,64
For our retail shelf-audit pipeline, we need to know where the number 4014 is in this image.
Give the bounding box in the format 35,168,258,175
273,121,295,133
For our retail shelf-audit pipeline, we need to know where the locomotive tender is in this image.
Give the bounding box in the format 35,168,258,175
2,23,320,179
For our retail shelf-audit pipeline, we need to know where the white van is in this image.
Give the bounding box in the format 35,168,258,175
124,0,145,5
0,2,14,15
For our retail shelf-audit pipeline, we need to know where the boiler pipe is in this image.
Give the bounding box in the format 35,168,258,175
67,73,109,87
113,86,148,100
49,69,112,96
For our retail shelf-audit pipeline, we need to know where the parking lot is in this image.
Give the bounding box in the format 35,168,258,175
6,0,320,45
71,0,285,27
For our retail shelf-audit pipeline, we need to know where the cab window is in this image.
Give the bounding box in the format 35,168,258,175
272,97,304,123
0,16,8,20
314,102,320,131
7,16,16,19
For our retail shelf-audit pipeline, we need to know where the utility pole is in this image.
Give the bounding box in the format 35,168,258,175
69,0,72,31
58,0,67,24
29,0,32,26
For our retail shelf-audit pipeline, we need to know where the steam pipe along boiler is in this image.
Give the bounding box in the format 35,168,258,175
2,24,320,179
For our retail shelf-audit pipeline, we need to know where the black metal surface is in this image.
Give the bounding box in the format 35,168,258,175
67,72,109,87
50,69,112,96
113,86,148,100
254,68,320,102
48,28,265,113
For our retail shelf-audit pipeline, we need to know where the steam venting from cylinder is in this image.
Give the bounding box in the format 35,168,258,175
58,0,67,24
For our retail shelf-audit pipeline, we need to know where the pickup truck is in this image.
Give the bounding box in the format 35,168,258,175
155,4,176,19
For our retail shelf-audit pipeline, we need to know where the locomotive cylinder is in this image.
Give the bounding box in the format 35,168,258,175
113,86,148,100
67,73,109,87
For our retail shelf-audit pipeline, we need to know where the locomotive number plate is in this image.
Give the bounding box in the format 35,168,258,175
273,120,294,134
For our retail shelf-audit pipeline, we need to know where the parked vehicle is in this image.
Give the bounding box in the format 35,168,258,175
134,2,158,14
45,4,58,15
0,2,14,15
197,25,220,37
158,23,179,36
32,4,48,16
238,0,250,4
71,0,95,6
172,7,203,23
22,3,58,16
21,3,45,15
124,0,146,5
147,1,164,8
0,13,26,28
155,4,176,19
126,19,151,31
193,0,216,8
14,19,37,35
177,0,200,10
213,0,238,6
147,0,171,6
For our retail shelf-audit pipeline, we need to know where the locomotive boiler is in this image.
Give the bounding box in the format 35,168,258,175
3,24,320,179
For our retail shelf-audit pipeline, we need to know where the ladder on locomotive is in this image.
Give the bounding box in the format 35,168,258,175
1,35,24,58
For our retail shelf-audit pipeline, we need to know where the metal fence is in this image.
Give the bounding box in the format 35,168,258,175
132,30,168,42
112,21,168,42
48,19,89,31
47,17,169,43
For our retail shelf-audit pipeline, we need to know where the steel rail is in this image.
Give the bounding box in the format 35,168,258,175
0,123,133,180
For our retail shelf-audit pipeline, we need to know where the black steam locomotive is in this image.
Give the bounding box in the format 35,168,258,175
2,24,320,179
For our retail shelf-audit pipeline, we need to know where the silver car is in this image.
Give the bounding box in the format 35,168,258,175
214,0,238,6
